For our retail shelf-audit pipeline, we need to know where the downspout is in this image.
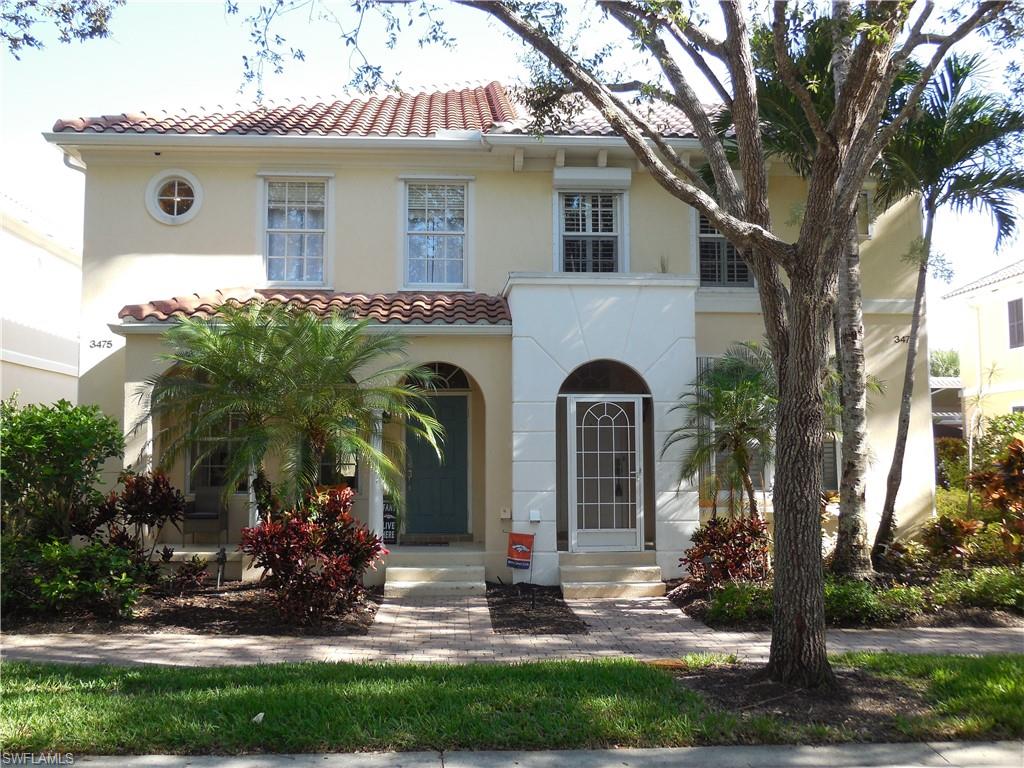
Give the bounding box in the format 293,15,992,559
63,153,86,174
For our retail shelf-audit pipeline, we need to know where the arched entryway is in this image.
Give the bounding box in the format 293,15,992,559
399,362,480,543
557,360,655,552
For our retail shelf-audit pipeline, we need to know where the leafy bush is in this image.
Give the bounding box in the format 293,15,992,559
1,536,144,619
241,487,386,624
969,524,1018,567
705,581,773,625
824,580,925,625
883,539,929,574
929,567,1024,612
935,437,968,490
935,488,970,520
680,516,770,588
75,469,186,578
0,396,123,540
969,439,1024,565
920,515,983,567
973,415,1024,471
162,555,209,596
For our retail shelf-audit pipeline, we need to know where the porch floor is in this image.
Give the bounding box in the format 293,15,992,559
4,596,1020,667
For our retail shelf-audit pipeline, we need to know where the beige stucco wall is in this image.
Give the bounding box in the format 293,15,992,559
72,139,932,574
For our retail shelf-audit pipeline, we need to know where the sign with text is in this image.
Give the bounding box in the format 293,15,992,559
382,498,397,546
506,532,535,570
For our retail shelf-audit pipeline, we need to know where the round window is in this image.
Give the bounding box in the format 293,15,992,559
146,169,203,225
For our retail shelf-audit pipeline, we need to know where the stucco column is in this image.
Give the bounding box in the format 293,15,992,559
368,409,385,535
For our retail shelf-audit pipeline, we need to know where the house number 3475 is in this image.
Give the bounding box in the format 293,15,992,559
89,339,113,349
893,335,910,344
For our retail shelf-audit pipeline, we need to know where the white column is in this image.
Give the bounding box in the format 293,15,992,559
368,409,385,535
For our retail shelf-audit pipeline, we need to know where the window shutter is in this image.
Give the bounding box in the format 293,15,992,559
1009,298,1024,349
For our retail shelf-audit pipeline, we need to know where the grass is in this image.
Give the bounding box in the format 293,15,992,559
2,654,1022,754
833,652,1024,741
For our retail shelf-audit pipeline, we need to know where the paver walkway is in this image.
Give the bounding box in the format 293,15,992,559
3,596,1021,666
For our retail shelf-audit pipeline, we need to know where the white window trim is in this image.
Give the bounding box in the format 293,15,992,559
692,208,756,289
261,175,335,289
184,433,248,497
552,190,630,273
145,169,203,226
399,178,474,291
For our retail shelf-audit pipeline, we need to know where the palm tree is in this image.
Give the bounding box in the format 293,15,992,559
663,340,882,520
872,54,1024,567
663,342,777,518
140,301,443,507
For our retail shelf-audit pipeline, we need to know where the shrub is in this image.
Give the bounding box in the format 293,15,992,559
935,437,968,490
883,539,929,574
705,581,773,625
0,396,123,540
680,516,770,589
970,439,1024,565
920,515,983,567
928,567,1024,612
77,469,186,578
935,488,970,520
241,487,386,624
162,555,209,596
973,414,1024,471
969,524,1018,567
824,580,926,625
1,536,144,619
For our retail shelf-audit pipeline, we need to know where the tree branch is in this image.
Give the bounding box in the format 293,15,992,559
599,0,743,213
456,0,791,263
771,1,832,149
866,2,1006,177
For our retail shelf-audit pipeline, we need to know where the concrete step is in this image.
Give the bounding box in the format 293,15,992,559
561,580,666,599
386,566,485,582
384,580,486,597
558,550,658,567
559,565,663,582
385,549,486,567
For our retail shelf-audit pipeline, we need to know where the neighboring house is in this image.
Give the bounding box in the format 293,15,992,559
930,376,963,439
945,261,1024,432
0,195,81,404
44,82,936,593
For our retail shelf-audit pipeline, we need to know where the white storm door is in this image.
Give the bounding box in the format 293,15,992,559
567,396,644,552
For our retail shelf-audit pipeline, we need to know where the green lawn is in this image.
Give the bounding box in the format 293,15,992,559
1,654,1021,754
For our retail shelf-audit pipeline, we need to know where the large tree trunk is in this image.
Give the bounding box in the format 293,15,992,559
872,204,935,567
766,286,836,689
831,221,874,577
829,0,874,580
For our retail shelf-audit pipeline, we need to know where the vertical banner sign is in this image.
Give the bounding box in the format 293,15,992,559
382,498,397,546
506,532,535,570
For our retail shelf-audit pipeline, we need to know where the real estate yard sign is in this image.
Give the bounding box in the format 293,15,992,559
506,532,535,570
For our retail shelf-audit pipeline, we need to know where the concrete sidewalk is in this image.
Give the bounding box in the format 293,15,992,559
3,597,1022,667
70,742,1024,767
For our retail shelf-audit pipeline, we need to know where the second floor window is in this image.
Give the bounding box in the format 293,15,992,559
1009,298,1023,349
406,182,466,287
698,214,753,287
266,180,326,284
561,192,620,272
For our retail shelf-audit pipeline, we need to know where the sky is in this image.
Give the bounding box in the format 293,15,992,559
1,0,1020,355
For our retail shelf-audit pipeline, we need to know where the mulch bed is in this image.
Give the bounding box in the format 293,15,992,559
672,660,931,741
5,583,382,637
485,582,589,635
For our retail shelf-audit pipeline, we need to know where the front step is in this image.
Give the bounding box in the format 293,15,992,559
384,564,486,597
561,581,666,599
559,551,665,599
559,565,663,582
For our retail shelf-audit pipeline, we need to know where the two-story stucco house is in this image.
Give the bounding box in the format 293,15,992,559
945,261,1024,427
45,82,936,595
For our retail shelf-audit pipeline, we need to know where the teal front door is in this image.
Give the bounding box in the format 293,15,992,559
406,394,469,534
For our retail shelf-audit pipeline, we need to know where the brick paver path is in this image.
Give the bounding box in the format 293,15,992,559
3,597,1021,667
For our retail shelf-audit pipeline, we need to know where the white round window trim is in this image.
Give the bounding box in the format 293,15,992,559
145,169,203,225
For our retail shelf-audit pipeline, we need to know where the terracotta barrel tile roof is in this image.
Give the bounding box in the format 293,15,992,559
51,81,702,139
118,288,511,325
53,82,517,138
